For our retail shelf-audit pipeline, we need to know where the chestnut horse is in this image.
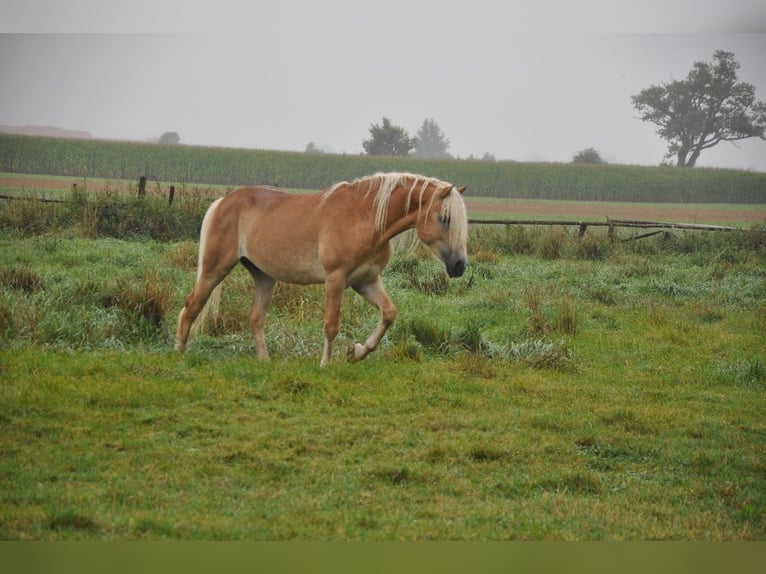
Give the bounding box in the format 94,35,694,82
175,172,468,366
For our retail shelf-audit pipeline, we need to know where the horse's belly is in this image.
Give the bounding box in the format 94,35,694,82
271,266,326,285
245,250,326,285
239,218,326,284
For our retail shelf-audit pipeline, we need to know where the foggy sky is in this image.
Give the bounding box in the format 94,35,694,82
2,1,766,171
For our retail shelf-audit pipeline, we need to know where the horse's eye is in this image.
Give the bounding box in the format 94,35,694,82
439,214,451,227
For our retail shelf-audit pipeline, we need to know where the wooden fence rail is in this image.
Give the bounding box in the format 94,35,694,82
0,193,757,237
468,217,744,234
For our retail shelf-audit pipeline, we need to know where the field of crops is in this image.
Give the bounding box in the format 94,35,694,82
2,134,765,203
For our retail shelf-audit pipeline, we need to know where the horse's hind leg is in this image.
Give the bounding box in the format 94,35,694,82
175,252,239,351
242,261,276,360
348,276,397,362
175,271,229,352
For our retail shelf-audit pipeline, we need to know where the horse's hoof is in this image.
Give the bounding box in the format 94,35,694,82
347,343,366,362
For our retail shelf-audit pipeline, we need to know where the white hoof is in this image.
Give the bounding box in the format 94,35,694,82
347,343,368,362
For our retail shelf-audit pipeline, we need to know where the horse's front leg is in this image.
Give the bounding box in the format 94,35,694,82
348,276,397,362
321,273,346,367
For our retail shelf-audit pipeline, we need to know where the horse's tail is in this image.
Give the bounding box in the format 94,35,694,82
189,197,225,338
190,283,222,337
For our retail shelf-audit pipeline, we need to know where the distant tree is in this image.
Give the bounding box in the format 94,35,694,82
481,152,497,162
305,142,323,154
413,118,452,159
572,148,606,164
362,117,415,156
158,131,180,145
632,50,766,167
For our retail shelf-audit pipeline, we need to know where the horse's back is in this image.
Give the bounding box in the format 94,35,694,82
226,185,294,208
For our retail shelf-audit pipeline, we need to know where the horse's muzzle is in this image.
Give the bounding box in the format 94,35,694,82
446,256,467,278
435,245,467,278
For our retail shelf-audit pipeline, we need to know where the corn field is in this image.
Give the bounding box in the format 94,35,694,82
1,134,765,203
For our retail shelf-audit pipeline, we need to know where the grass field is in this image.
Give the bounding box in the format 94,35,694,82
1,222,765,540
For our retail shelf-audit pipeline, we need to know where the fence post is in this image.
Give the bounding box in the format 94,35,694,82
168,185,175,206
138,176,147,197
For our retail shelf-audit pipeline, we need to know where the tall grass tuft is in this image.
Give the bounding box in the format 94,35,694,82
0,265,44,293
113,274,171,340
0,183,210,241
388,255,451,295
0,194,60,236
537,226,567,260
576,232,612,260
506,338,574,370
404,317,453,353
272,282,324,319
523,285,551,335
555,297,579,335
455,319,488,353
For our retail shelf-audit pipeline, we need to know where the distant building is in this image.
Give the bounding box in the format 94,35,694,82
0,125,93,139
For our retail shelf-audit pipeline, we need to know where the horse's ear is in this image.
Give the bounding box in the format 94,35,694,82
439,185,466,199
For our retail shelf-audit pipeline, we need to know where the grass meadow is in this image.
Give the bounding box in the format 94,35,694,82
1,210,765,539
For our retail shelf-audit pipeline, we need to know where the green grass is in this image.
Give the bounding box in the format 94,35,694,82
1,227,765,540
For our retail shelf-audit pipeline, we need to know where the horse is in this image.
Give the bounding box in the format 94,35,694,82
175,172,468,366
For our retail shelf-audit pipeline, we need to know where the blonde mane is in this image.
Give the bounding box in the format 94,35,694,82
321,172,467,247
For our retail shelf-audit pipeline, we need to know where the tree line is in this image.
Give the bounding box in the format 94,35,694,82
344,51,766,168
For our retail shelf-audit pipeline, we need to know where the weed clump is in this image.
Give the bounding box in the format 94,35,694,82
112,274,171,339
522,286,579,337
537,227,567,260
554,297,579,335
405,317,452,353
388,255,450,295
576,232,612,260
506,338,574,370
0,266,44,293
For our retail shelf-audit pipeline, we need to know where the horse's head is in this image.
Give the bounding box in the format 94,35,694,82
416,184,468,278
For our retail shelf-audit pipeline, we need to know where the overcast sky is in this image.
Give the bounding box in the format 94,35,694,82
2,0,766,170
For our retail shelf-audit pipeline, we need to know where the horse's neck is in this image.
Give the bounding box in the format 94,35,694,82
376,183,432,243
